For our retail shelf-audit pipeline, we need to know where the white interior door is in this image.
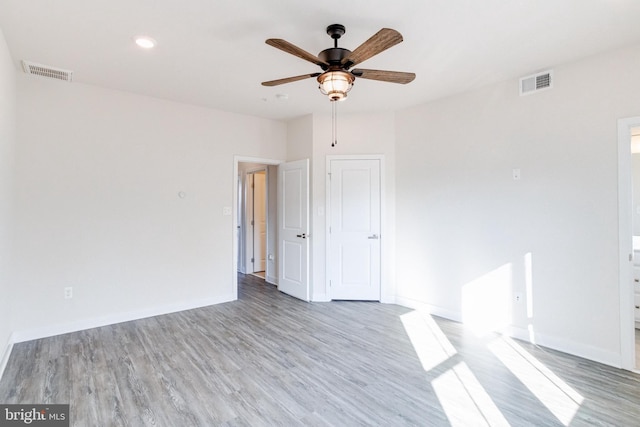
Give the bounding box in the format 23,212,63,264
329,159,381,300
278,159,310,301
253,171,267,272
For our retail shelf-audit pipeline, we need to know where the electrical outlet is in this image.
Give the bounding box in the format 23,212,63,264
64,287,73,299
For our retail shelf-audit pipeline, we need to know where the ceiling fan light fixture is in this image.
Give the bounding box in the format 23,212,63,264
318,71,354,101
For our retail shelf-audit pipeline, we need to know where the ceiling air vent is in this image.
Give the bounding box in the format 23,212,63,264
21,60,73,82
519,70,552,96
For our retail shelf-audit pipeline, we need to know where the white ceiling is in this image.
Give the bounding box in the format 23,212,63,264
2,0,640,121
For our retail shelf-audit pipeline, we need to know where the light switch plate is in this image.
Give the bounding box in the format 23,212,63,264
512,168,521,180
222,206,232,216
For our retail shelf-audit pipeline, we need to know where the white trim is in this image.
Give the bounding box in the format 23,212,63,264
312,293,330,302
380,295,396,305
394,295,463,322
11,294,233,344
618,117,640,371
265,274,278,286
325,154,386,302
506,326,621,368
232,156,283,300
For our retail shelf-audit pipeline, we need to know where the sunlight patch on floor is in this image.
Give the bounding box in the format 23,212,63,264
432,361,510,427
400,310,457,371
402,311,510,426
487,337,584,426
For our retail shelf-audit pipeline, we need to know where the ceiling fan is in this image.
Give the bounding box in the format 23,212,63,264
261,24,416,101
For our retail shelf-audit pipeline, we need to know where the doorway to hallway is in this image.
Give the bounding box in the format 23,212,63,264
236,161,277,285
616,117,640,371
246,169,267,276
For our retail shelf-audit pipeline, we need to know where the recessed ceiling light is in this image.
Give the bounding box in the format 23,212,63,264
135,36,156,49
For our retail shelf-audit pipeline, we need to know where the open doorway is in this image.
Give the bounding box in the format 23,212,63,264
234,159,280,293
232,156,311,303
630,127,640,369
617,117,640,371
246,169,267,278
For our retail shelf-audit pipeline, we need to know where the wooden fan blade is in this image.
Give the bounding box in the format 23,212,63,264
351,69,415,84
341,28,403,68
261,73,320,87
266,39,329,68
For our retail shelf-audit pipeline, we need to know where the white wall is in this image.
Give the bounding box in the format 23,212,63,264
0,27,16,371
286,115,313,162
310,112,396,301
395,44,640,366
12,75,286,339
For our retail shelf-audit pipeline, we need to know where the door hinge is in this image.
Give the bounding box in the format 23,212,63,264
329,280,331,287
329,226,331,234
251,257,254,263
251,220,254,226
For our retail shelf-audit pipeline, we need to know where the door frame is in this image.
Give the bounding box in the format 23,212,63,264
617,117,639,371
232,156,282,299
325,154,390,302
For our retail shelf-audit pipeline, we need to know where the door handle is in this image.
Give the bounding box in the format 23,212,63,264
296,233,307,239
368,234,379,240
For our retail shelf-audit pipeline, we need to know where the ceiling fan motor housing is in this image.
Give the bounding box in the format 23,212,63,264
318,48,352,68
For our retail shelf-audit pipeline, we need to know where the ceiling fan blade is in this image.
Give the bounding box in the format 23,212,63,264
351,69,416,84
341,28,404,68
266,39,329,68
261,73,320,87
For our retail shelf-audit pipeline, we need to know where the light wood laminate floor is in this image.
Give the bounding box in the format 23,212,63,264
1,274,640,426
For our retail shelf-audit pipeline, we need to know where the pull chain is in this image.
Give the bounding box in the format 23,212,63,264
331,100,338,147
